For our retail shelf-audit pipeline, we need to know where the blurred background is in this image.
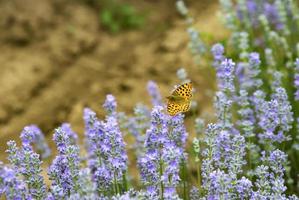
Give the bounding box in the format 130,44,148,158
0,0,226,161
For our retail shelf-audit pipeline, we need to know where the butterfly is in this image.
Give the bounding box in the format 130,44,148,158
166,82,192,116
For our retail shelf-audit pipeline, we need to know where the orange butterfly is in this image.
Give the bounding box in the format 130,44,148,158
166,82,192,116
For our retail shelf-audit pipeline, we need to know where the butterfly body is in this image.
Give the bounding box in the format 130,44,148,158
166,95,186,103
166,82,192,116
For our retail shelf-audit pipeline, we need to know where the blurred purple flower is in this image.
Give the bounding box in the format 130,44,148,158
147,81,163,107
20,125,51,159
0,163,31,200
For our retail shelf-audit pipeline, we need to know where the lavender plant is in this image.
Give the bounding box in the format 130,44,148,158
1,0,299,199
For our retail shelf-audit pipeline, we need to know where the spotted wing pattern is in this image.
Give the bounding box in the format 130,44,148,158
167,82,192,116
172,82,192,99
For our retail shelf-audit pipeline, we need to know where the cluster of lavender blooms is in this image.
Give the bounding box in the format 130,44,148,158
1,0,299,199
0,89,190,199
175,0,299,198
176,0,206,64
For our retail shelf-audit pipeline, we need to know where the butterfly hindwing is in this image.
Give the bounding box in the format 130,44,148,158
167,101,182,116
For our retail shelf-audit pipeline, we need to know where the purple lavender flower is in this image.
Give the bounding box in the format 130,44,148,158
48,126,81,198
254,150,288,199
20,125,51,159
217,59,236,93
103,94,117,115
236,177,253,199
206,170,233,199
0,163,31,200
256,87,293,143
189,186,200,200
236,0,283,31
138,106,187,198
237,52,263,90
237,90,255,137
211,43,225,68
147,81,163,107
211,43,225,61
60,123,78,145
6,140,46,200
214,91,233,129
84,95,128,195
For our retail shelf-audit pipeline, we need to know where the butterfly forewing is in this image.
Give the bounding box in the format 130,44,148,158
172,82,192,99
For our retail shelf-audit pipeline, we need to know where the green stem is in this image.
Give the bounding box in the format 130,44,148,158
114,173,119,195
182,161,189,200
159,159,164,200
122,173,128,193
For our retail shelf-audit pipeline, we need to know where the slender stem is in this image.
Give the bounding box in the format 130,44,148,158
122,172,128,192
197,159,201,191
113,173,119,195
159,158,164,200
182,161,189,200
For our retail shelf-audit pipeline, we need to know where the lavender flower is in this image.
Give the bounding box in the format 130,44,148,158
238,31,249,59
237,90,255,137
147,81,163,107
219,0,237,30
48,126,81,198
206,170,233,199
85,95,128,195
214,91,233,128
139,106,187,198
6,140,46,200
256,87,293,143
189,186,200,200
211,43,225,68
237,52,262,90
254,150,289,199
187,27,206,57
0,163,31,200
121,103,150,154
217,59,236,93
20,125,51,159
236,177,253,199
103,94,117,115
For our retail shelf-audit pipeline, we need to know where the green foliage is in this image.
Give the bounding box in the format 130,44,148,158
99,0,145,33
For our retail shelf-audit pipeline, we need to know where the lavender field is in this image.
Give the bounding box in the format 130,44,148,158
0,0,299,199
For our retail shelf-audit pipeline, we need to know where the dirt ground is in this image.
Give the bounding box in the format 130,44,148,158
0,0,226,161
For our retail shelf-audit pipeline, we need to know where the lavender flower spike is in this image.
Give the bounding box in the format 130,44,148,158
20,125,51,159
0,163,31,200
139,106,187,199
48,126,81,198
147,81,163,107
6,139,46,200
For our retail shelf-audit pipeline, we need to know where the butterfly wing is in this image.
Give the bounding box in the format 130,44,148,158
167,82,192,116
172,82,192,99
181,101,191,112
167,100,183,116
167,100,191,116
